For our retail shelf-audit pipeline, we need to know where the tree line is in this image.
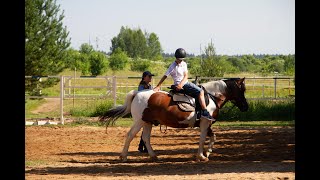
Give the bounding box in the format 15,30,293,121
25,0,295,95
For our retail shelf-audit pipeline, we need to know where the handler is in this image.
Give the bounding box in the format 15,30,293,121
137,71,154,153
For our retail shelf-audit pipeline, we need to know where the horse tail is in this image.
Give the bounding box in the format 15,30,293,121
99,90,137,127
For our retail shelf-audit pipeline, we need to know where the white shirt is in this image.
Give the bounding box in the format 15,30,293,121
165,61,188,85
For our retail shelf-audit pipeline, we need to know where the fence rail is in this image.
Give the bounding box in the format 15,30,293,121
25,75,295,124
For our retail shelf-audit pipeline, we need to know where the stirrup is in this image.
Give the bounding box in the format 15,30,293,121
200,114,214,121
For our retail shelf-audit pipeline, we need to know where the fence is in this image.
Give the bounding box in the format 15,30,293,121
25,75,295,124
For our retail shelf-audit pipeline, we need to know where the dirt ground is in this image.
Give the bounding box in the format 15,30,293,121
31,98,60,114
25,125,295,179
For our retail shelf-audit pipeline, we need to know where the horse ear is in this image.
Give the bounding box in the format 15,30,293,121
237,77,245,84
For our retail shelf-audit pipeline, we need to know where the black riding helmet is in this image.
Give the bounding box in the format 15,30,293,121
175,48,186,58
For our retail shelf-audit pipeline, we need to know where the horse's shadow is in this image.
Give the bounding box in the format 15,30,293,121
26,127,295,176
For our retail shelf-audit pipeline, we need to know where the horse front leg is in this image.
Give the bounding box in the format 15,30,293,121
206,127,216,158
141,123,157,161
197,119,211,161
120,122,143,162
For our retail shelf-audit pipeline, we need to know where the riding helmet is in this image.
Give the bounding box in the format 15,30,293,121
174,48,186,58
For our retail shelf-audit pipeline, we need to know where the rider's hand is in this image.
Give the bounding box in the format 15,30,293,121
153,86,160,91
175,84,183,90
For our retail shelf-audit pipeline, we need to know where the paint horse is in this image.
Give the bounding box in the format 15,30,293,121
99,77,248,162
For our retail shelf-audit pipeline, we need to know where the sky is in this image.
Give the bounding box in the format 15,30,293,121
56,0,295,56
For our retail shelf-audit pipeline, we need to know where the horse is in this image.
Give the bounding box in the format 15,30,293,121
99,77,249,162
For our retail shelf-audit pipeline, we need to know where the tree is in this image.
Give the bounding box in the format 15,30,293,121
79,43,94,54
64,48,81,70
283,55,295,75
146,32,163,60
197,41,224,78
110,26,162,59
25,0,70,95
226,57,245,72
108,48,129,71
89,51,109,76
204,40,216,59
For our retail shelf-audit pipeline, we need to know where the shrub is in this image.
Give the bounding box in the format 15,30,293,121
130,58,151,71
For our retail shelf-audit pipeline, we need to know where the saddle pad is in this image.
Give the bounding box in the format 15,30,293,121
172,94,196,104
177,101,195,112
172,94,196,112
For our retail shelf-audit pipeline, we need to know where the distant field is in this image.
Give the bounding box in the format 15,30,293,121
25,69,294,120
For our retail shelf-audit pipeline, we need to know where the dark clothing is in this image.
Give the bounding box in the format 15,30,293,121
137,80,151,153
138,138,148,153
182,81,203,98
138,80,152,91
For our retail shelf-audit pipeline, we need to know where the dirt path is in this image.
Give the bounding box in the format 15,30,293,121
25,125,295,179
31,98,60,114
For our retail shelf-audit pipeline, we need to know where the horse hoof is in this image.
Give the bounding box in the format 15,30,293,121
203,157,209,162
197,155,209,162
119,156,127,162
150,156,158,162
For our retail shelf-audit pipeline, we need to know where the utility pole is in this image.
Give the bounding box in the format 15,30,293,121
96,37,99,50
200,44,203,66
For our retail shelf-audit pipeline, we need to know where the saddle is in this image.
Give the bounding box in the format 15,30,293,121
168,85,211,113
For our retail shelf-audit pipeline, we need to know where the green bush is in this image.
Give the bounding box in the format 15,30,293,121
130,58,151,71
109,48,129,70
69,100,113,117
91,101,114,117
218,99,295,121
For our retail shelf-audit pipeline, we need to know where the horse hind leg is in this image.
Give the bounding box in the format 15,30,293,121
141,123,157,161
119,121,143,162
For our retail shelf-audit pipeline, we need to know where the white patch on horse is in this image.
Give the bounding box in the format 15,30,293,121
178,111,196,127
132,90,155,119
202,80,227,95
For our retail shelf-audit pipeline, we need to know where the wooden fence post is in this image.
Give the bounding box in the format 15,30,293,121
113,76,117,107
60,76,64,124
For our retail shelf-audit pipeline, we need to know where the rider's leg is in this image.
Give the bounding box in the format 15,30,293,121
198,90,214,120
199,90,206,110
183,82,213,121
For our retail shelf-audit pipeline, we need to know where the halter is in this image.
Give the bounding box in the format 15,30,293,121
222,79,247,115
225,79,245,105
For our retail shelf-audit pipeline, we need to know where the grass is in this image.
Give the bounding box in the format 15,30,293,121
25,160,50,167
62,117,133,127
25,98,46,112
25,69,295,121
58,117,294,128
218,99,295,121
30,68,295,99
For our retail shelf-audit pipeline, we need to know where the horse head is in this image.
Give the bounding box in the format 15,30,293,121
223,77,249,112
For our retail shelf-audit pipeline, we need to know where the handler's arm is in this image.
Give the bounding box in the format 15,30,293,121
153,75,167,91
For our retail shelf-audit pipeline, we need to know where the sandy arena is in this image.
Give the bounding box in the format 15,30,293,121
25,125,295,179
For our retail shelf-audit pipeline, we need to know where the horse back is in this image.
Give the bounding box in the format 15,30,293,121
142,92,194,128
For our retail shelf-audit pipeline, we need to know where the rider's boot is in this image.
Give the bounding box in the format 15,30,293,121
201,109,214,121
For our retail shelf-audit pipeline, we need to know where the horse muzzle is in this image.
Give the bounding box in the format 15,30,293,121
240,103,249,112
